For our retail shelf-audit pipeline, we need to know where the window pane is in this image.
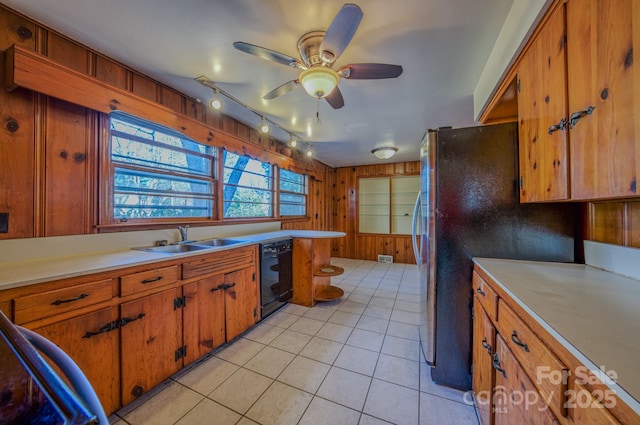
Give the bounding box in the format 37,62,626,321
109,113,215,221
223,151,273,218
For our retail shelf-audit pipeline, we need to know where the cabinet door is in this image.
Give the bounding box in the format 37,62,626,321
120,288,182,405
517,4,569,202
182,275,226,365
567,0,639,199
34,307,120,415
473,298,495,425
224,266,258,342
493,335,559,425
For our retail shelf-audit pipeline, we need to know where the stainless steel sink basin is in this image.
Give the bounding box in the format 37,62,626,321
191,238,246,247
135,244,211,254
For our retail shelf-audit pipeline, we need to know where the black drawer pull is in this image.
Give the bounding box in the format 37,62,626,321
481,337,492,355
119,313,145,328
141,276,163,284
568,105,595,129
548,117,567,135
476,287,486,297
492,353,507,378
511,331,530,352
210,285,224,292
82,320,119,339
51,293,88,305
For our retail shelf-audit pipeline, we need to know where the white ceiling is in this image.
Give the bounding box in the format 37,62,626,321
3,0,515,167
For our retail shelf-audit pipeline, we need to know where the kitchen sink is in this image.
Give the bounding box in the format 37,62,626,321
135,244,211,254
191,238,246,247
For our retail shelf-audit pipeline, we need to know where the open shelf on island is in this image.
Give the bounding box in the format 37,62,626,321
314,285,345,302
314,265,345,277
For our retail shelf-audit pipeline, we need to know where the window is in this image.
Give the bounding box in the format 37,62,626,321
279,169,307,216
223,151,273,218
108,112,215,221
358,175,420,234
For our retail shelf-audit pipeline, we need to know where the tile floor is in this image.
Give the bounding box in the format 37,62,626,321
109,258,479,425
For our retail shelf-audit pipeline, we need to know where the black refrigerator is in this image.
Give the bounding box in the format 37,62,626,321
414,123,578,390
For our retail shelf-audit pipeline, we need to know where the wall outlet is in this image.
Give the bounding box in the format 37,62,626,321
377,254,393,263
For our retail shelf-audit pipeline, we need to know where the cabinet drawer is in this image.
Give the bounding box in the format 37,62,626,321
570,382,620,425
497,299,568,419
473,272,498,321
182,246,255,279
13,279,113,325
120,265,179,297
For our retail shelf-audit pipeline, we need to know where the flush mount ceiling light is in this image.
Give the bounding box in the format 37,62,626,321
299,67,339,98
371,146,398,160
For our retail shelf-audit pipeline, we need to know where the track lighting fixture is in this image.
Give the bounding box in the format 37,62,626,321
209,88,222,110
259,117,270,134
288,134,298,148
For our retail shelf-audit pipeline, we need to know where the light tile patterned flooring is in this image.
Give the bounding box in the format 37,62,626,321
110,258,479,425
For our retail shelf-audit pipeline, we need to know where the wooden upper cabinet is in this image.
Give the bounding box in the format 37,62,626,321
567,0,639,200
517,4,569,202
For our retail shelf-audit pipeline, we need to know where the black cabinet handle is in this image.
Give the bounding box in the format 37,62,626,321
476,287,486,297
511,331,530,352
492,353,507,378
226,282,236,289
548,117,567,135
82,320,119,339
141,276,163,284
568,106,595,129
119,313,145,328
481,337,492,355
210,285,224,292
51,293,88,305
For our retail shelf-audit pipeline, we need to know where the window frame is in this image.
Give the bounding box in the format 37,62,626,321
278,168,308,218
221,150,275,219
99,112,217,226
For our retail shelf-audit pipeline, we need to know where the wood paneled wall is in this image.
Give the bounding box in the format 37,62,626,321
330,162,420,264
0,5,330,239
589,200,640,247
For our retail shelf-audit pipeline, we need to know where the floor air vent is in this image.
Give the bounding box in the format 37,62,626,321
377,255,393,263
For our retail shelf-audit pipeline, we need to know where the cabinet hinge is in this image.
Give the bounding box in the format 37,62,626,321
174,296,186,310
517,78,521,93
519,176,523,189
252,272,255,281
471,305,474,321
253,308,257,318
174,345,187,362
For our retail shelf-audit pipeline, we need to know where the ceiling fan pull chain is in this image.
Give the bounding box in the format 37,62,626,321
317,99,321,123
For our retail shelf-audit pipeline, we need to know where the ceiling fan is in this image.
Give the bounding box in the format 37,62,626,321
233,3,403,109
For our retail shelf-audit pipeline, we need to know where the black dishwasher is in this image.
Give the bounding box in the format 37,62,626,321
259,238,293,319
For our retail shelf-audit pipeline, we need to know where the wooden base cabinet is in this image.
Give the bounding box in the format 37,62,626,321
120,288,182,406
472,267,631,425
493,334,560,425
223,265,259,342
34,307,120,415
182,275,226,365
473,297,496,425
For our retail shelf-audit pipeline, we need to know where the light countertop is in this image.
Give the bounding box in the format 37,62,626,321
0,230,345,291
473,257,640,415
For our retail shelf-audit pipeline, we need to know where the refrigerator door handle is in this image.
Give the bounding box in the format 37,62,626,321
411,192,421,265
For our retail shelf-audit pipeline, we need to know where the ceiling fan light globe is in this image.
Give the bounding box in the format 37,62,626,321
300,67,339,98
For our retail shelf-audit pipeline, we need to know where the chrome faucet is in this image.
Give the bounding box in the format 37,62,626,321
177,225,189,242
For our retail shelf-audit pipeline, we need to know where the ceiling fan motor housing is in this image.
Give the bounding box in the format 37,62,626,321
297,31,327,66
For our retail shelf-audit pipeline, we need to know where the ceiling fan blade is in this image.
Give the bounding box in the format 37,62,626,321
325,86,345,109
233,42,305,69
319,4,363,64
263,80,299,100
338,63,403,79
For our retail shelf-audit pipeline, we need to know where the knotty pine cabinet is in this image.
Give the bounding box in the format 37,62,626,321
120,287,183,406
471,268,631,425
33,307,120,415
0,244,260,415
517,0,639,202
